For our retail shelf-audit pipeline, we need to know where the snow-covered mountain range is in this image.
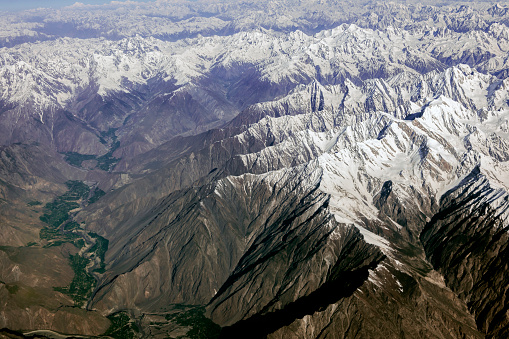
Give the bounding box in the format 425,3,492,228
0,1,509,338
3,10,509,158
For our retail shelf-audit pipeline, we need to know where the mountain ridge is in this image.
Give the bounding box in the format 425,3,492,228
1,1,509,338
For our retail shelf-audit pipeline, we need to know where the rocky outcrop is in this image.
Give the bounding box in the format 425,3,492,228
88,164,381,315
268,268,482,339
421,168,509,338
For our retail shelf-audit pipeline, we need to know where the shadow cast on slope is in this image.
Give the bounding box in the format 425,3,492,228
219,264,381,339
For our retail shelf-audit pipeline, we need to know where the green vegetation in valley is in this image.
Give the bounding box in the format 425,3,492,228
88,188,106,204
52,232,110,305
39,201,75,228
62,152,96,167
74,238,85,249
39,180,90,242
99,128,118,145
88,232,109,262
54,254,96,307
97,128,120,172
64,180,90,199
65,221,80,230
89,232,109,273
37,180,113,307
97,140,120,171
62,150,120,172
42,233,81,248
39,181,89,229
27,200,42,206
5,284,19,294
165,307,221,339
39,227,61,240
104,312,139,339
63,128,121,172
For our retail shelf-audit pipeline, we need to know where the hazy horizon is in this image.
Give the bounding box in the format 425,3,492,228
0,0,501,12
0,0,150,11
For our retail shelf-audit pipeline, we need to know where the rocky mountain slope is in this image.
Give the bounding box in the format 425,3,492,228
78,63,509,338
1,1,509,338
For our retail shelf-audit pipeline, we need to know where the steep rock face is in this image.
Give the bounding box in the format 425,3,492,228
215,226,383,338
89,164,384,321
206,182,382,329
268,268,482,339
421,169,509,338
115,82,240,159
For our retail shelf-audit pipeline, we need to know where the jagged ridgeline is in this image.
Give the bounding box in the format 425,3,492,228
0,0,509,338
